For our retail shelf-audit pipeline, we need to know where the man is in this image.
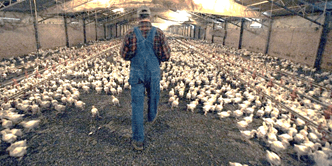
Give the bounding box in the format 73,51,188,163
120,6,171,150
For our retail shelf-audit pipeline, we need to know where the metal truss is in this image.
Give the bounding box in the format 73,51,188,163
267,0,329,26
0,0,26,11
101,9,136,25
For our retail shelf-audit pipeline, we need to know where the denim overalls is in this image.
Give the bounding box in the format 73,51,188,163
129,26,160,142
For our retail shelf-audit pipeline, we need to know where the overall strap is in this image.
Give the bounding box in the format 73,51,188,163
146,27,156,43
133,27,145,42
133,26,156,43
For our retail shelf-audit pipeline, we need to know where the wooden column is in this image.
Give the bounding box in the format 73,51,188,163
212,23,215,43
115,23,118,37
265,18,273,54
193,25,196,39
223,20,228,46
198,27,201,39
103,24,106,40
189,26,192,38
63,15,69,47
315,12,331,69
83,15,87,43
110,25,113,38
32,0,40,50
238,18,245,49
95,12,98,41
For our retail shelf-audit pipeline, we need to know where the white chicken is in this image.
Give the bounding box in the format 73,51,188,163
237,120,248,129
2,118,13,128
6,139,27,152
217,111,232,119
9,146,27,159
2,133,17,143
294,144,310,161
19,119,41,132
171,98,179,110
266,150,281,166
91,105,100,118
111,95,120,107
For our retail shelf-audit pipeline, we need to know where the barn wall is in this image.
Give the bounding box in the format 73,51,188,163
224,23,240,48
321,25,332,70
0,15,104,59
200,15,326,69
0,25,37,59
268,15,323,67
242,22,268,53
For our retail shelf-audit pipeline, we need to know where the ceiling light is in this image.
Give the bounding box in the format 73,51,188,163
112,8,124,13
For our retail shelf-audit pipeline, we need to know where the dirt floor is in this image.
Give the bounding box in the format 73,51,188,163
0,43,318,166
0,80,315,166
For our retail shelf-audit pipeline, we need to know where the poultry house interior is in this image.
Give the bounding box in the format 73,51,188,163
0,0,332,165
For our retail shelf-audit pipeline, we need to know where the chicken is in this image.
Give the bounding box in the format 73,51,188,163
217,111,232,119
2,133,17,143
9,146,27,159
171,98,179,110
91,105,100,118
19,119,41,132
111,95,120,107
266,150,281,166
2,118,13,128
6,139,27,152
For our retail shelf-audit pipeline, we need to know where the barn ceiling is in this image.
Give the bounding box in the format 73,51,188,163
0,0,331,29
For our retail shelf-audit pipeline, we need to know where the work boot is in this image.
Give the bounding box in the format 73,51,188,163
132,140,143,151
150,109,158,124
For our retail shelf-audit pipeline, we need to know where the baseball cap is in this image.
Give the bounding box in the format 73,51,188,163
137,6,151,17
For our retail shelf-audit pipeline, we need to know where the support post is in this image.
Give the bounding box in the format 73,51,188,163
32,0,40,50
95,12,98,41
193,25,196,39
198,26,201,39
204,27,207,40
212,23,215,43
119,24,122,37
187,26,189,37
315,12,331,69
110,25,113,38
238,18,245,49
63,15,69,47
103,24,106,40
115,23,118,37
265,18,273,54
83,15,87,43
189,25,192,38
223,20,228,46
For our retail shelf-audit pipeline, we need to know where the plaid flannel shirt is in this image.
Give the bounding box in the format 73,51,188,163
120,21,171,62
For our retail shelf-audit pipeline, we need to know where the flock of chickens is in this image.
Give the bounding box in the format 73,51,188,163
0,36,331,165
170,39,332,165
